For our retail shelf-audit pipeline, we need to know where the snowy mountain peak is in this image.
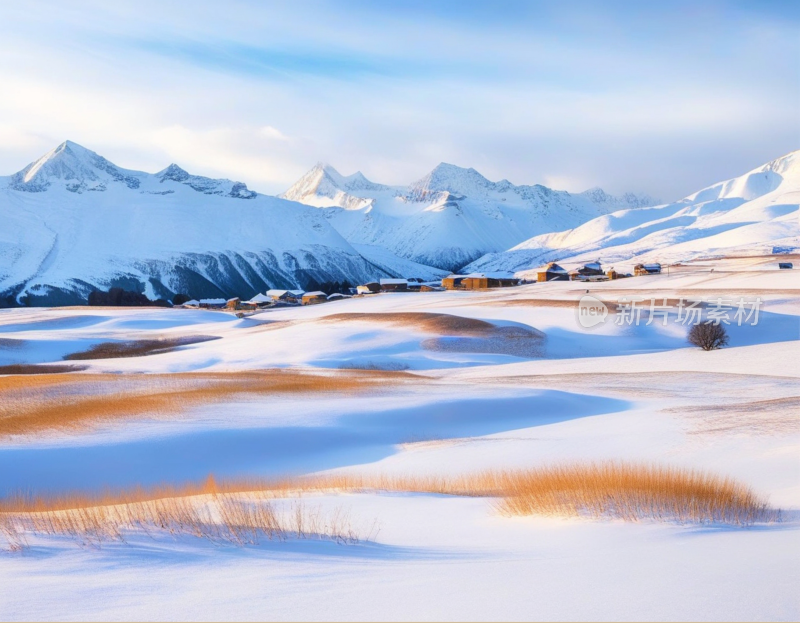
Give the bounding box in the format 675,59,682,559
410,163,492,200
9,140,143,193
157,163,191,182
280,162,387,208
5,141,258,199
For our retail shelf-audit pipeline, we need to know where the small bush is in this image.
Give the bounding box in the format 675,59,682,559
688,323,729,350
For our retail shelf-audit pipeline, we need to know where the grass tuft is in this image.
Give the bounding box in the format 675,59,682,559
0,462,776,551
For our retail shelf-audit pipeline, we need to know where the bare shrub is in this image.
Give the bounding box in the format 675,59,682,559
688,323,729,350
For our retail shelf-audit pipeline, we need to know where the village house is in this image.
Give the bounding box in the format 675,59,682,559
380,278,408,292
246,293,272,308
442,274,467,290
267,289,304,304
537,262,569,282
301,291,328,305
634,263,662,276
569,262,608,282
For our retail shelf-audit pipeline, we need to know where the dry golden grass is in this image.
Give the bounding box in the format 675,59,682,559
322,312,495,335
0,462,776,550
322,312,545,357
64,335,220,360
0,490,371,551
492,462,775,524
0,369,418,437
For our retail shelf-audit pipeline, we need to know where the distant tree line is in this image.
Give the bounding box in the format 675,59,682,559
88,288,170,307
304,280,354,295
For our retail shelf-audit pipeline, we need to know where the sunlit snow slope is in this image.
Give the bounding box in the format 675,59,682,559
465,151,800,274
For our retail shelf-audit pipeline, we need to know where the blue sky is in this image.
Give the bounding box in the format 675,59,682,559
0,1,797,199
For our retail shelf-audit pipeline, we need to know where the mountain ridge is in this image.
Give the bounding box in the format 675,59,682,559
281,161,659,270
463,150,800,274
0,142,442,307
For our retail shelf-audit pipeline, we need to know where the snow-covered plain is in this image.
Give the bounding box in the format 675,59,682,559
0,256,798,621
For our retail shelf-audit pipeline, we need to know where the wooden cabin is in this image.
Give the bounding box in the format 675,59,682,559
267,289,304,304
634,263,662,276
463,276,489,290
537,262,569,282
442,275,467,290
301,291,328,305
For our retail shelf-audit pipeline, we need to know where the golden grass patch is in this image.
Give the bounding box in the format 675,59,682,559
0,369,417,437
64,335,220,360
0,462,775,551
322,312,495,335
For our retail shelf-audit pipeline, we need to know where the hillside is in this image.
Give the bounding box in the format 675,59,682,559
0,142,435,306
281,163,657,271
464,151,800,274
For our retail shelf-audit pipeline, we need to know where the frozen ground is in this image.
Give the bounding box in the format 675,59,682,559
0,255,798,621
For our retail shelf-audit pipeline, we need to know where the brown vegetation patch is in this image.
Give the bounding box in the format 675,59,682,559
64,335,221,360
0,369,418,437
0,364,88,375
322,312,495,335
0,490,371,551
322,312,545,358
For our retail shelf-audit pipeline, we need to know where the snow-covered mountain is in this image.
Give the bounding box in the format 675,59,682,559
0,142,443,306
464,151,800,274
281,163,658,271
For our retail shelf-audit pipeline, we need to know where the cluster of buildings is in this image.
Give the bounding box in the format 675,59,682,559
178,261,666,312
535,261,662,282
